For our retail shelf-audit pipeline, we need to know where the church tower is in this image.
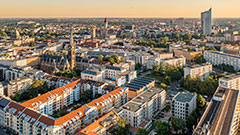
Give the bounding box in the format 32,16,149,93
68,25,76,70
102,18,108,39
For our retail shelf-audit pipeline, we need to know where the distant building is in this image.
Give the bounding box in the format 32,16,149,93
172,92,196,121
184,63,212,80
170,45,202,62
147,53,173,69
162,56,186,67
201,8,212,35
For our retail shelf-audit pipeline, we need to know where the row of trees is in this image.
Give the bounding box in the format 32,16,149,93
54,69,81,78
0,31,8,37
117,116,188,135
135,36,169,48
186,92,206,131
194,54,206,64
152,62,183,85
10,80,49,102
180,73,219,96
214,63,237,73
98,54,125,65
135,33,206,48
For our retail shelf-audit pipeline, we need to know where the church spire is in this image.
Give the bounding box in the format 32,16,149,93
68,25,76,70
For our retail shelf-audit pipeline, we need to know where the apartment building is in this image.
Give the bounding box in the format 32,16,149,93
184,63,212,80
147,53,173,69
105,65,128,79
162,56,186,67
219,73,240,90
43,74,78,89
135,54,152,66
7,76,33,97
0,86,128,135
120,87,166,128
81,70,104,81
172,92,196,121
204,51,240,71
21,79,81,115
194,87,240,135
53,87,128,134
126,77,155,98
170,47,202,62
0,65,43,81
75,111,118,135
0,96,64,135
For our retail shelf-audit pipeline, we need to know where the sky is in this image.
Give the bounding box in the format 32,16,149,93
0,0,239,18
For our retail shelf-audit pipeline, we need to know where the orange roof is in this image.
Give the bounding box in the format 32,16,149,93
21,79,81,108
55,87,125,126
76,111,117,135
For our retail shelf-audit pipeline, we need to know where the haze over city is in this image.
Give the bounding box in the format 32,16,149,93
0,0,240,18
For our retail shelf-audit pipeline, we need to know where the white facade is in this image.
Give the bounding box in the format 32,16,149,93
204,51,240,71
184,63,212,80
121,88,166,127
162,57,186,67
172,92,196,121
219,74,240,90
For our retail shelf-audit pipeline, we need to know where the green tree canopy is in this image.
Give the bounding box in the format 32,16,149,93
117,117,130,135
171,118,185,132
98,55,104,61
136,128,149,135
153,120,170,135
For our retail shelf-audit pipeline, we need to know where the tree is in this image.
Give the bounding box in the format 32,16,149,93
108,58,116,65
29,31,35,37
159,83,168,90
112,54,120,63
197,95,206,108
98,55,104,61
136,128,149,135
0,31,8,37
10,92,21,102
29,42,35,47
194,54,206,64
117,117,130,135
135,63,142,70
171,118,185,133
120,56,125,63
153,120,170,135
186,110,198,131
186,47,193,52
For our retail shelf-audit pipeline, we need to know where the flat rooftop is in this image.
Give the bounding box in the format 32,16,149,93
220,73,240,81
174,92,195,103
194,87,239,135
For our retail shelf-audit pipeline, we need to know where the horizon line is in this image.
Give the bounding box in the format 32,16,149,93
1,16,240,19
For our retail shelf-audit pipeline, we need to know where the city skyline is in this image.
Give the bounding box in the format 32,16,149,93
1,0,240,18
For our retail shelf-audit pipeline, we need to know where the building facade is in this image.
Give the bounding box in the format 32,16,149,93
172,92,196,121
204,51,240,71
184,63,212,80
120,87,166,128
201,8,212,35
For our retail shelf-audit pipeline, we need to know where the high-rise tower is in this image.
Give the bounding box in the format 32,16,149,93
68,25,76,70
201,8,212,35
